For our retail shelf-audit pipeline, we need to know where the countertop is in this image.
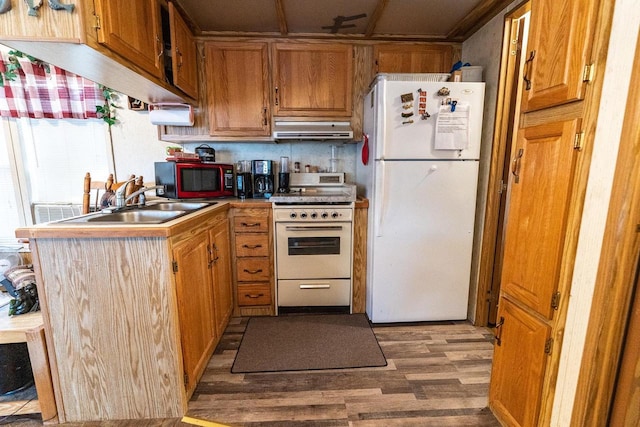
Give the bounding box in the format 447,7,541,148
15,196,367,240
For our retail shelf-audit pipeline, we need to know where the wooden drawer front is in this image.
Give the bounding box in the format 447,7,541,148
234,217,269,233
237,284,271,306
236,233,269,257
237,258,270,282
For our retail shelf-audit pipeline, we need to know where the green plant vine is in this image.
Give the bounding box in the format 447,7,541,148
0,50,50,87
96,85,119,126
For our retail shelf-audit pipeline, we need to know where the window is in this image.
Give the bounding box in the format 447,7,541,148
0,117,112,240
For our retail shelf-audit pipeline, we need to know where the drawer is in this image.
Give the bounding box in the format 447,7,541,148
237,283,272,306
277,279,351,307
237,257,271,282
234,217,269,233
235,233,269,257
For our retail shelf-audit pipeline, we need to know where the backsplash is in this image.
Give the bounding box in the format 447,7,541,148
109,105,358,185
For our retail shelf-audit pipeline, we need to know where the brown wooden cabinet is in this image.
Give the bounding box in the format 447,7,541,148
521,0,599,112
374,44,455,74
169,2,198,99
171,211,231,398
94,0,163,79
230,206,274,316
172,229,217,397
272,43,353,117
489,0,604,424
205,42,271,137
489,296,551,427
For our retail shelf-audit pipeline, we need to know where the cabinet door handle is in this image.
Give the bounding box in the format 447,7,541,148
243,244,263,249
274,86,279,106
263,107,268,126
511,148,524,184
176,48,183,69
156,35,164,59
523,50,536,91
244,293,265,299
243,268,263,274
494,316,505,346
207,244,213,268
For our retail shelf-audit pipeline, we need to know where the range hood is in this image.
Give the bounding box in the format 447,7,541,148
272,121,353,140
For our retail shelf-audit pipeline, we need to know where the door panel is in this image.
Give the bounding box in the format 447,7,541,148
500,119,580,318
489,296,551,427
521,0,598,111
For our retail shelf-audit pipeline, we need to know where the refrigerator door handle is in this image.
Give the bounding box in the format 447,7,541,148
374,160,387,237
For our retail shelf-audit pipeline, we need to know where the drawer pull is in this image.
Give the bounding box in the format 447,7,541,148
242,244,263,249
241,222,261,227
245,293,265,299
300,284,331,289
244,268,263,274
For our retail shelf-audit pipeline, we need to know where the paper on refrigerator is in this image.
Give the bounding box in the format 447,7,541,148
434,102,470,150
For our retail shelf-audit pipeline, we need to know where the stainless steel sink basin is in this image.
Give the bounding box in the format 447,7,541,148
52,200,216,225
56,209,188,224
143,201,215,211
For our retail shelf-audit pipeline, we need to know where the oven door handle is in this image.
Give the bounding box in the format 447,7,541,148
285,226,344,231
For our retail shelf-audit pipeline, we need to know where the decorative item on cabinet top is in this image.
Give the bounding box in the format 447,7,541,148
149,103,194,126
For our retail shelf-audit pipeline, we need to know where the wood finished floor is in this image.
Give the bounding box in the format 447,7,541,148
3,316,499,426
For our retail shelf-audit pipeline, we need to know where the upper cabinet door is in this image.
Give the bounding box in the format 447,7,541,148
374,44,454,74
94,0,163,79
205,42,271,137
169,2,198,99
272,43,353,117
521,0,598,112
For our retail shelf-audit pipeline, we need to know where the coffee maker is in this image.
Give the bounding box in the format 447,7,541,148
236,160,252,199
252,160,274,198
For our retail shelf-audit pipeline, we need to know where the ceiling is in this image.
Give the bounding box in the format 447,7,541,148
174,0,515,42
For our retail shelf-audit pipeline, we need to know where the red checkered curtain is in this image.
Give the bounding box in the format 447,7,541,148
0,50,103,119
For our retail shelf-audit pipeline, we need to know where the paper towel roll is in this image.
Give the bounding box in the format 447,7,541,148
149,104,194,126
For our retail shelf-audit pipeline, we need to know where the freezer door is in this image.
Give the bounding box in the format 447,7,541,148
367,159,479,322
376,81,485,160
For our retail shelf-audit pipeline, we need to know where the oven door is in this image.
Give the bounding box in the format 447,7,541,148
275,222,352,279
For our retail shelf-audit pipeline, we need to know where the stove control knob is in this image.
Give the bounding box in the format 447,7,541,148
310,212,318,219
331,212,339,219
300,212,308,219
321,212,329,219
289,212,297,219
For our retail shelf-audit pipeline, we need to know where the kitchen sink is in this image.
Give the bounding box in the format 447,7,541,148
53,201,216,225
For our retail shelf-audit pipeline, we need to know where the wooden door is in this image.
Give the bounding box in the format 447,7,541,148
94,0,163,79
173,232,216,396
210,219,233,337
272,43,353,117
205,42,270,136
521,0,598,112
489,296,551,427
374,44,454,74
500,118,581,318
169,2,198,99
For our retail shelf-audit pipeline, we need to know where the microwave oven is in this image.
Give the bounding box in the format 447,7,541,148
154,162,234,199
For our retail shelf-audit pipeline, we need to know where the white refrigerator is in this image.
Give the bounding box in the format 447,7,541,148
356,74,485,323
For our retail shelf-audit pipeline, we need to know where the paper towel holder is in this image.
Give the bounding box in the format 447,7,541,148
148,103,194,126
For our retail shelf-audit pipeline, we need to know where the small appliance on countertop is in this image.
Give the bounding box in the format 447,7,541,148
236,160,252,200
194,144,216,163
154,161,234,199
252,160,274,198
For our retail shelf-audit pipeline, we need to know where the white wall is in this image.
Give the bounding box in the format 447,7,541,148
461,0,520,323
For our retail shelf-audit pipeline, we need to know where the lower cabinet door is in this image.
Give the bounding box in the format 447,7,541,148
489,296,551,427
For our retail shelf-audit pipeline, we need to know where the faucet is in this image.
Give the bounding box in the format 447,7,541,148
113,177,138,209
124,185,165,207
